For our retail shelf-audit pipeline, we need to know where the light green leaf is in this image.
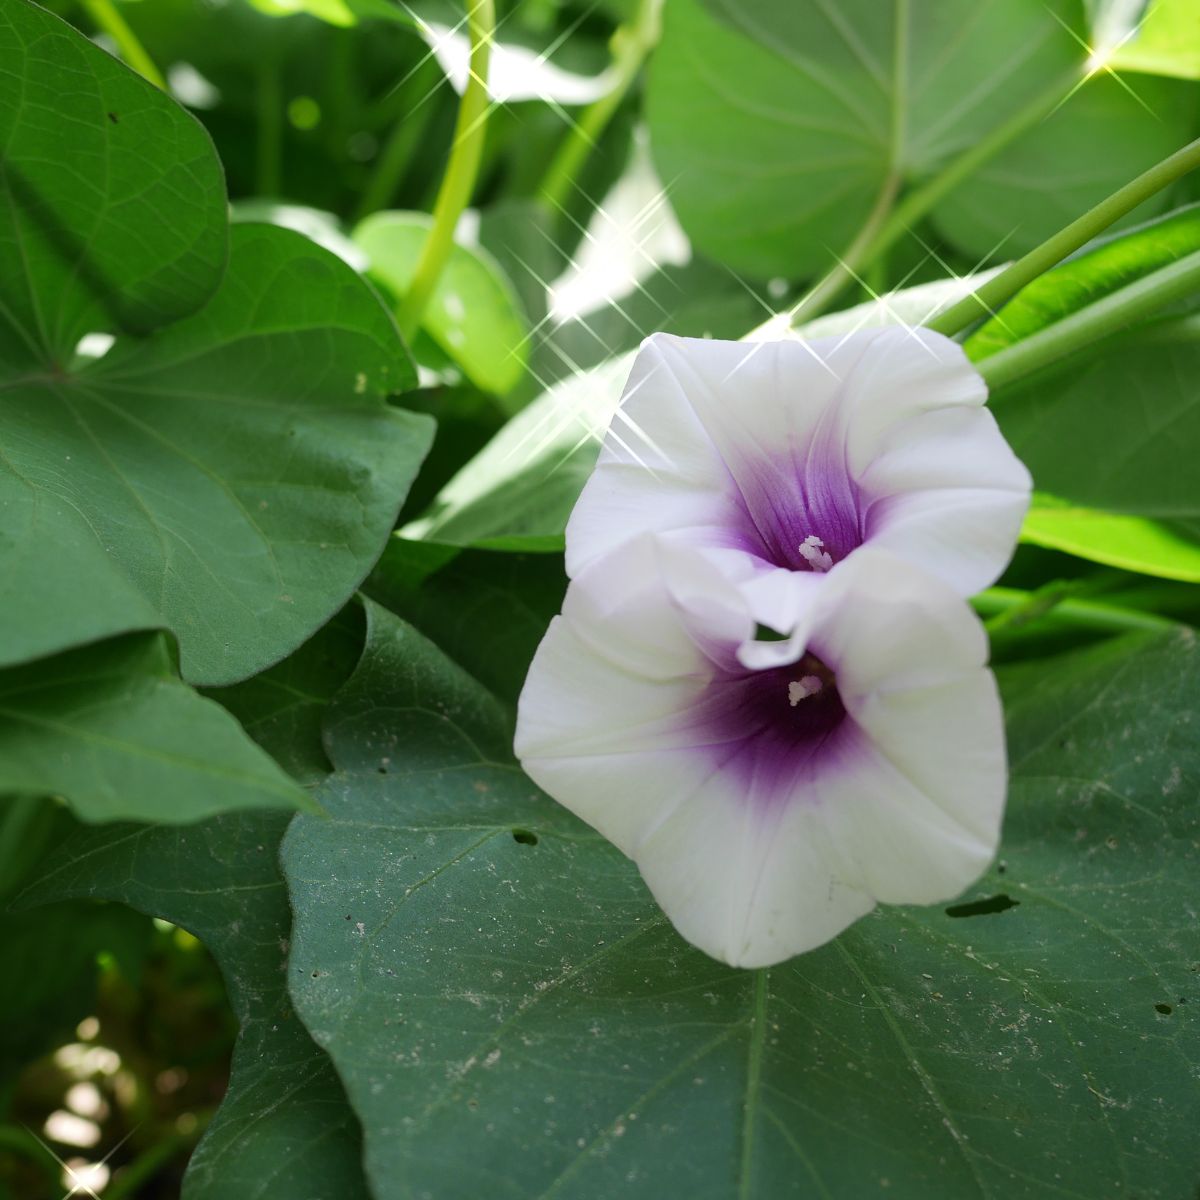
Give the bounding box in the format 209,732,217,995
933,73,1196,264
1022,493,1200,583
1108,0,1200,80
244,0,427,26
16,811,369,1200
1,222,433,685
355,211,530,396
283,604,1200,1200
966,205,1200,358
0,632,315,823
994,322,1200,543
0,1,226,360
647,0,1192,277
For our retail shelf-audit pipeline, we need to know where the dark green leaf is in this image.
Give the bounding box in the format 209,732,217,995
206,604,367,786
0,223,432,684
365,537,565,704
283,604,1200,1200
994,323,1200,543
0,632,314,822
16,812,369,1200
0,0,225,360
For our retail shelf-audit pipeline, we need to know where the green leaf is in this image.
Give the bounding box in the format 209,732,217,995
646,0,1193,277
1,222,433,685
1021,493,1200,583
1108,0,1200,80
994,322,1200,543
16,811,370,1200
365,537,565,705
932,72,1194,263
966,205,1200,359
0,632,315,823
206,603,367,786
283,604,1200,1200
0,0,226,360
355,211,530,396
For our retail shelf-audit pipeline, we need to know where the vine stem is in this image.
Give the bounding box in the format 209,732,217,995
974,586,1177,635
931,135,1200,338
975,247,1200,391
397,0,495,338
791,65,1080,327
537,0,662,213
80,0,166,89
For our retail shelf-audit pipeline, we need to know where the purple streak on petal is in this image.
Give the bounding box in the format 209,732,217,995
722,404,866,572
680,643,855,810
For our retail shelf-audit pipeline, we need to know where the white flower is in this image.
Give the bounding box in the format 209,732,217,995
566,328,1031,653
516,537,1006,968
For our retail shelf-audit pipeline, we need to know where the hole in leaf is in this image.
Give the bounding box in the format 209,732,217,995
1155,1003,1173,1016
512,829,538,846
377,767,388,775
945,894,1019,919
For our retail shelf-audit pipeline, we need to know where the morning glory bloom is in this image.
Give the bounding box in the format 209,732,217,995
566,328,1031,645
516,537,1006,967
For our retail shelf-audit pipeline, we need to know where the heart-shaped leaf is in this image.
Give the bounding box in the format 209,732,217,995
1,222,433,684
282,602,1200,1200
647,0,1192,276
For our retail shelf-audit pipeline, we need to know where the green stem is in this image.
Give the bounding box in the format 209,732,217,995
976,247,1200,391
973,586,1177,635
397,0,495,338
356,58,444,221
789,171,901,326
931,136,1200,338
537,0,661,213
80,0,166,89
103,1116,212,1200
791,62,1080,326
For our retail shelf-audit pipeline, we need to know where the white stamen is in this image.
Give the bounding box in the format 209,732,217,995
798,534,833,572
788,676,823,706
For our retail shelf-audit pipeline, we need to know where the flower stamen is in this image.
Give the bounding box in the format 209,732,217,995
787,676,823,706
798,534,833,572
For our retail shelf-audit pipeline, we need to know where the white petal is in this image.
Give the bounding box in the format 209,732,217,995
861,405,1032,594
636,773,874,968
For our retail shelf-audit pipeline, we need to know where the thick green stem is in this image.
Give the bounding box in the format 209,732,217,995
973,587,1177,635
931,136,1200,338
537,0,661,213
397,0,495,338
976,247,1200,391
80,0,165,89
788,171,901,326
791,63,1080,326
